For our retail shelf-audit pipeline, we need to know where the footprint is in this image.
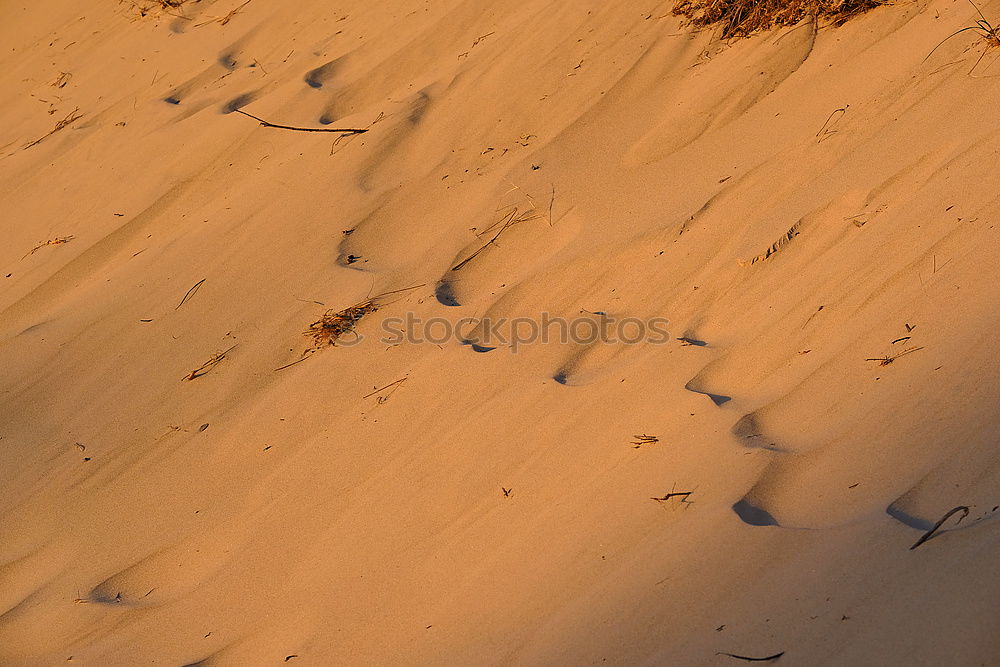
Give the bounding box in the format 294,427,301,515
886,445,1000,539
304,58,341,89
88,524,248,608
732,498,779,527
435,199,577,308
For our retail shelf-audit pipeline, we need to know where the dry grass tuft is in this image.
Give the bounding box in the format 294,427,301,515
672,0,888,38
306,300,379,348
925,1,1000,75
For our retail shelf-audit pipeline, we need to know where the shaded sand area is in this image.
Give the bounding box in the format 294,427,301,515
2,0,1000,663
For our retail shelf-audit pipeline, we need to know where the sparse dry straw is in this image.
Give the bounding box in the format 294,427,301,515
306,300,380,348
672,0,887,38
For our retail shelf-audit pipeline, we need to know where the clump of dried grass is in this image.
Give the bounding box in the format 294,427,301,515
306,300,379,348
672,0,888,38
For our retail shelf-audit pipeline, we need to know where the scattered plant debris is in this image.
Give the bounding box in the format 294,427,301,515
451,189,553,271
672,0,886,38
183,344,237,381
22,236,74,259
925,0,1000,75
276,285,425,370
195,0,252,26
632,434,659,449
307,300,379,348
23,108,83,150
51,72,72,88
866,346,924,367
816,105,849,142
362,377,408,403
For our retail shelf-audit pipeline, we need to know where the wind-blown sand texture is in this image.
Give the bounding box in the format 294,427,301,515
2,0,1000,664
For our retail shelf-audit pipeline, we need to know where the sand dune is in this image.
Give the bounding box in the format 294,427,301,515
2,0,1000,664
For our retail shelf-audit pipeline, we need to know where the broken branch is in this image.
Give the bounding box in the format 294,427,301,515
910,506,970,550
233,109,368,134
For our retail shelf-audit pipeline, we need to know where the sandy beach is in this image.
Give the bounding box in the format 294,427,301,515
1,0,999,664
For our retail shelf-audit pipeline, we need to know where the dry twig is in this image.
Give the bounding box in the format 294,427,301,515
183,344,237,381
910,506,970,550
22,236,74,259
176,278,206,309
233,109,368,135
23,108,83,150
866,346,924,367
632,434,659,449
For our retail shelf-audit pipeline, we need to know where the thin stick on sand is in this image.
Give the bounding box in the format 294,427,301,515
176,278,206,309
183,344,237,381
716,651,785,662
23,108,84,150
910,506,970,550
233,109,368,135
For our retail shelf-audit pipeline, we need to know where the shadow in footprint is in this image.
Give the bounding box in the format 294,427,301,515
222,92,259,114
305,59,340,89
733,499,780,527
684,382,731,406
552,369,572,385
435,279,461,307
218,51,240,70
886,504,933,532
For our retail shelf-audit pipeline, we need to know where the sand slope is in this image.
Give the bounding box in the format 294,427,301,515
2,0,1000,664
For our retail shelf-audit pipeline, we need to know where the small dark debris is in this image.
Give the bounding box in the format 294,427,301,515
717,651,784,662
199,423,210,432
677,337,707,347
910,506,970,550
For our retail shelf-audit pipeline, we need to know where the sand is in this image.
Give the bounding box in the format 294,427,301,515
2,0,1000,664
